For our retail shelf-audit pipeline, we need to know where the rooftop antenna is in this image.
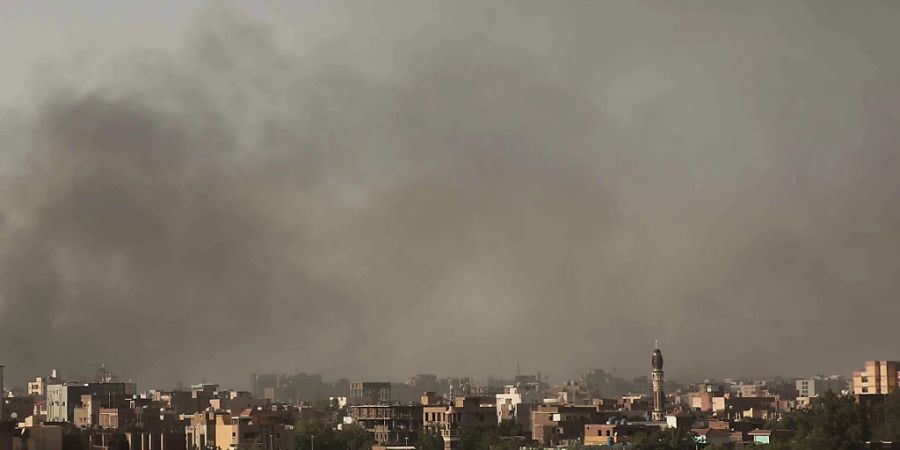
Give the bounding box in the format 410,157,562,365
516,361,520,377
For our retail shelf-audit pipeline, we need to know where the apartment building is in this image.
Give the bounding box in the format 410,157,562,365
853,361,900,395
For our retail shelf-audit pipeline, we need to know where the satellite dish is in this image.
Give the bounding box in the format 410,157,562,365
10,412,18,419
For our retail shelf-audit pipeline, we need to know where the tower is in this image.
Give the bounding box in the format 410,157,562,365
650,343,665,421
441,385,461,450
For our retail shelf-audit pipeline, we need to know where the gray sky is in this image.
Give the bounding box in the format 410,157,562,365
0,1,898,390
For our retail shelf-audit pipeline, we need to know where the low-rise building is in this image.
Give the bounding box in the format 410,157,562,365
748,429,794,445
584,422,661,446
531,405,612,446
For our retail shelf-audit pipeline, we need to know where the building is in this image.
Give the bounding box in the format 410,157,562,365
151,390,195,415
531,405,611,446
349,383,391,405
712,396,793,421
543,381,592,406
27,372,61,398
423,397,496,433
125,431,187,450
46,382,137,423
686,383,724,413
409,375,438,394
853,361,900,395
651,346,665,421
748,429,794,445
349,405,422,445
584,422,662,446
495,383,541,434
45,384,87,423
185,406,296,450
250,375,278,403
795,376,846,399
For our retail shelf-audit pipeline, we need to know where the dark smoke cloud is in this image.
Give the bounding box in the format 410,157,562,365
0,0,899,388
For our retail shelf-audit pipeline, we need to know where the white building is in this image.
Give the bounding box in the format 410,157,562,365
495,383,542,432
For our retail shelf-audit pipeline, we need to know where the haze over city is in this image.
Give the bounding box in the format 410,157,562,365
1,0,899,392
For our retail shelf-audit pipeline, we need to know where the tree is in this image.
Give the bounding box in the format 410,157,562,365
872,390,900,441
497,419,519,437
336,424,374,450
417,428,444,450
294,418,339,450
630,427,693,450
777,391,866,450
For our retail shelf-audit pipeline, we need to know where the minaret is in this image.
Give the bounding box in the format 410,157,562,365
650,342,665,421
441,385,461,450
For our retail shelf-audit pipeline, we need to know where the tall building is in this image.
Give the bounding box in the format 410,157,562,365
349,382,391,405
251,374,278,402
853,361,900,395
651,345,665,421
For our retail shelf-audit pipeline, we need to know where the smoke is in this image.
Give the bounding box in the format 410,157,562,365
0,0,898,388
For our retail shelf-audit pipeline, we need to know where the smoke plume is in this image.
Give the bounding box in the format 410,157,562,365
0,1,898,388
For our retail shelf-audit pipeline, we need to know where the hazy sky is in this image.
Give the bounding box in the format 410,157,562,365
0,1,898,390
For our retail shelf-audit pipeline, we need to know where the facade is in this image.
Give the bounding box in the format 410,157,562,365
184,407,296,450
531,405,610,447
495,383,540,433
45,384,88,423
853,361,900,395
409,374,439,394
47,382,138,423
349,405,423,445
423,397,496,433
712,396,793,421
349,383,391,405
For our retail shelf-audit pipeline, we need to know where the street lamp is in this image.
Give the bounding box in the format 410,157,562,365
311,435,315,450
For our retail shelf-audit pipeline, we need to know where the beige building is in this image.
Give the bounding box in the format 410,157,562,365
853,361,900,395
27,372,62,398
584,423,660,446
